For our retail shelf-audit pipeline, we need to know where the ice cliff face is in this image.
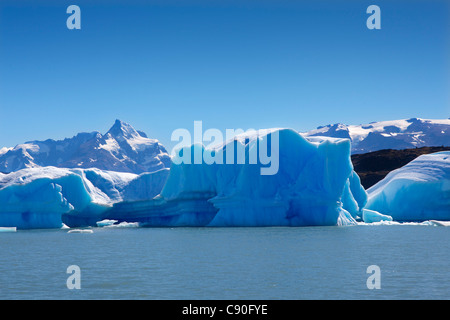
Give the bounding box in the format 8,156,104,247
0,120,171,174
366,151,450,221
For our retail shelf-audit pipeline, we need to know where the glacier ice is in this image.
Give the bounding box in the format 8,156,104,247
95,219,140,228
366,151,450,221
362,209,393,223
0,173,73,229
67,229,94,234
96,219,118,227
107,129,364,227
0,167,169,229
102,221,140,228
0,129,371,229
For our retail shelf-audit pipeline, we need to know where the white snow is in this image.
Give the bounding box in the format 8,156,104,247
126,136,158,152
99,137,120,153
15,143,40,154
0,147,12,157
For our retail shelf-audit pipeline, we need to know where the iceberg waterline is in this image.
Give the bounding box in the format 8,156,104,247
0,128,447,229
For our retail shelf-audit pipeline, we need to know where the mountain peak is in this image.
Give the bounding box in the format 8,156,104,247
0,120,171,174
107,119,140,139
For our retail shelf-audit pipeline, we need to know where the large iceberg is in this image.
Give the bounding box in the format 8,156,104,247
366,151,450,221
0,129,369,229
106,129,366,227
0,167,169,229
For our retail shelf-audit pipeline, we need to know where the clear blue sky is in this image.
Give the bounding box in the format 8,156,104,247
0,0,449,150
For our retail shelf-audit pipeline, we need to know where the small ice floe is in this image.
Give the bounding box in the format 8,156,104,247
0,227,17,233
96,219,118,227
358,220,449,226
105,221,140,228
67,229,94,234
95,219,139,228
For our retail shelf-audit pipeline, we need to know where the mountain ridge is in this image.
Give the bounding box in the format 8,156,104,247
302,117,450,154
0,120,171,174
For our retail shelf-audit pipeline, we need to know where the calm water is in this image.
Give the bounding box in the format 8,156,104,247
0,225,449,299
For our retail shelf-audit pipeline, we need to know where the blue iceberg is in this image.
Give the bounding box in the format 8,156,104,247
362,209,393,223
107,129,365,227
366,151,450,221
0,167,169,229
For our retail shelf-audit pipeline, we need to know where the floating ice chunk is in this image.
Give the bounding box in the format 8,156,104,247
0,227,17,232
362,209,393,223
96,219,118,227
357,220,441,226
104,221,140,228
67,229,93,233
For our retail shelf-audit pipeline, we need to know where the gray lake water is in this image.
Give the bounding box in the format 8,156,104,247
0,224,449,299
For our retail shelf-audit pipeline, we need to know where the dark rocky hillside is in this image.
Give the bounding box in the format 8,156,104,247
351,146,450,189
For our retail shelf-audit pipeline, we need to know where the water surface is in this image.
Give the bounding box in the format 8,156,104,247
0,225,449,299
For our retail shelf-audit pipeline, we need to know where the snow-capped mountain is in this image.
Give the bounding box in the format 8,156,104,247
302,118,450,154
0,120,171,174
